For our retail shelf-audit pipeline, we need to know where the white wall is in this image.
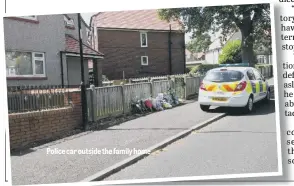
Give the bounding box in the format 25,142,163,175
205,48,221,64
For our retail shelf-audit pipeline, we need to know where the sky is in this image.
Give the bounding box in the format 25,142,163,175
81,13,94,25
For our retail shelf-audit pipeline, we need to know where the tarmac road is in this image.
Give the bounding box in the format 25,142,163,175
105,100,278,181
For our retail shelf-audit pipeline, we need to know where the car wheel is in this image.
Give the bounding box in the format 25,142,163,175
243,96,254,114
200,104,210,112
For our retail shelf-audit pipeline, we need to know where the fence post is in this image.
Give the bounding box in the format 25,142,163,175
183,75,188,99
149,77,154,97
171,76,176,92
89,85,97,122
196,76,200,94
121,85,126,114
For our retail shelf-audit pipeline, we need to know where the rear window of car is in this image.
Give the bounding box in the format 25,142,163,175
204,70,244,82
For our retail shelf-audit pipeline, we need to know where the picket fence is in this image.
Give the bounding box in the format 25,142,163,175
87,75,204,122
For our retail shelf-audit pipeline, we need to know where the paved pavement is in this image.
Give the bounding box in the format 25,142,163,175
105,100,278,181
11,101,223,185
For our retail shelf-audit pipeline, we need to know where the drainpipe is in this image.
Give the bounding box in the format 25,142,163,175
92,26,95,50
183,32,186,73
168,24,172,75
78,13,88,130
60,51,64,87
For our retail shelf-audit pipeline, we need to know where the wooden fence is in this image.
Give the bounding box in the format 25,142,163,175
87,75,204,122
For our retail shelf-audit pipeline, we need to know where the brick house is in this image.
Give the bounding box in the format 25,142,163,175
4,14,104,87
89,10,186,80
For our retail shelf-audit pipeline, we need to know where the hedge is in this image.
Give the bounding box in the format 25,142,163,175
189,64,220,75
218,40,242,64
189,63,273,75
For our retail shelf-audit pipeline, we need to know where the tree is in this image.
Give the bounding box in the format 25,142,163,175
186,33,211,53
218,40,242,64
158,4,271,67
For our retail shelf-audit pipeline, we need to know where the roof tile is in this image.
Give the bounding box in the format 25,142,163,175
65,34,104,56
92,10,183,31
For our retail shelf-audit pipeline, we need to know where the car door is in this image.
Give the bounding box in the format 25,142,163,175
246,69,259,102
253,68,267,101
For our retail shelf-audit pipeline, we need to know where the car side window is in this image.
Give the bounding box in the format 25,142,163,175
253,69,262,80
247,70,255,80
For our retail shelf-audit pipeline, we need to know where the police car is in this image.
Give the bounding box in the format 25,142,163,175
198,63,270,113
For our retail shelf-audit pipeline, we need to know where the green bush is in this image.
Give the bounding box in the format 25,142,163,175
186,67,193,73
218,40,242,64
189,64,220,75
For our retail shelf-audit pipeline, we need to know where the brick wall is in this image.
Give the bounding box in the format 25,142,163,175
9,91,82,150
97,29,185,80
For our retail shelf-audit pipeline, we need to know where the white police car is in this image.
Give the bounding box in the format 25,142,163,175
198,63,270,113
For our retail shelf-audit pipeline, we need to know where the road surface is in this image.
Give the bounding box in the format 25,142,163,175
105,100,278,181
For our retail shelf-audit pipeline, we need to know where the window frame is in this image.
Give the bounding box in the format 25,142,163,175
140,32,148,47
253,69,263,81
246,69,256,80
257,55,266,63
6,51,46,78
141,56,148,66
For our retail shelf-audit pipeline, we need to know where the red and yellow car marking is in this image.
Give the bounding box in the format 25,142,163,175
204,82,240,92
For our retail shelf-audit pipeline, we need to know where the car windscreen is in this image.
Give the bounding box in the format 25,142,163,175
204,70,244,82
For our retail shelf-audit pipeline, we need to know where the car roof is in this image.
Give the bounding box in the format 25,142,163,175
208,66,254,73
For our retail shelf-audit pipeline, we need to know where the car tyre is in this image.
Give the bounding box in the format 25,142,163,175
243,96,254,114
200,104,210,112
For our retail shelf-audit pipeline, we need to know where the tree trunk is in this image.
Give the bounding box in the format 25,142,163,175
240,28,255,67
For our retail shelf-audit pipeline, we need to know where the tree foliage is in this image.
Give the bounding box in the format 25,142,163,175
189,64,220,75
158,4,271,66
186,33,211,53
218,40,242,64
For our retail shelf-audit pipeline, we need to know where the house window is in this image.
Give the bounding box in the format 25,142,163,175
140,32,148,47
257,55,266,63
6,51,46,77
141,56,148,66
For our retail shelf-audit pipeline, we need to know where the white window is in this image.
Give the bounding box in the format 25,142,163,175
140,32,148,47
257,55,266,64
141,56,148,66
5,51,46,77
16,15,38,21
